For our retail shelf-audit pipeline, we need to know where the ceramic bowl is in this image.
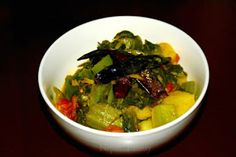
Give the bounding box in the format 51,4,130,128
38,16,209,154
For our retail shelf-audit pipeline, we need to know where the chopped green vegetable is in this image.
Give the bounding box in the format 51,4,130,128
143,40,163,55
77,104,89,126
181,81,197,95
109,30,143,54
86,103,121,130
98,40,112,50
166,64,185,76
114,30,135,39
107,84,114,104
152,104,177,127
73,68,94,80
49,87,65,105
63,75,79,99
88,83,112,106
123,81,154,109
92,55,113,74
128,106,152,120
122,110,138,132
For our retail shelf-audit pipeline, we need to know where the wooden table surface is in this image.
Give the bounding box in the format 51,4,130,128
1,0,236,156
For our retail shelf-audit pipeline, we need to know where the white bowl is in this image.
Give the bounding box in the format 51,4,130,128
38,16,209,154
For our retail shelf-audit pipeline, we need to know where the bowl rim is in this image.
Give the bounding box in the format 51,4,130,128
38,15,210,137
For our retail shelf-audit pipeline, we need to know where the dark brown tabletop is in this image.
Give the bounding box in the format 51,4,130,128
1,0,236,156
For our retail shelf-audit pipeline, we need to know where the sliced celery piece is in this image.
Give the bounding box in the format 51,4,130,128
92,55,113,74
86,103,121,130
88,83,112,106
181,81,197,95
107,84,114,104
152,104,177,127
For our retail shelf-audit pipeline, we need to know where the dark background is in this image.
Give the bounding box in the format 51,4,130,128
1,0,236,156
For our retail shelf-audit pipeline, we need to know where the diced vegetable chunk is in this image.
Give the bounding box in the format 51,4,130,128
122,110,138,132
181,81,197,95
51,87,64,105
159,42,179,64
88,83,112,106
138,119,153,131
92,54,113,74
128,106,152,120
161,91,195,117
86,103,121,130
112,117,123,128
56,96,78,121
152,104,177,127
177,74,187,85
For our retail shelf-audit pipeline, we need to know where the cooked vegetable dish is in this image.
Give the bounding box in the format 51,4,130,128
52,30,197,132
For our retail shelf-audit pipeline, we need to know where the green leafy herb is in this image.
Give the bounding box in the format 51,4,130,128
64,76,79,99
122,110,138,132
143,40,162,55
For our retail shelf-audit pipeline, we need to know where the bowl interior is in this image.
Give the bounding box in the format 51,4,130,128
38,16,209,135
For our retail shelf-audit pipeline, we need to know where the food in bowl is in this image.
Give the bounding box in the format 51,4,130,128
51,30,197,133
39,16,209,154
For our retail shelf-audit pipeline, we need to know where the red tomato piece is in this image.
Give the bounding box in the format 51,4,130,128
166,82,174,93
174,54,180,64
104,125,124,133
56,96,78,121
